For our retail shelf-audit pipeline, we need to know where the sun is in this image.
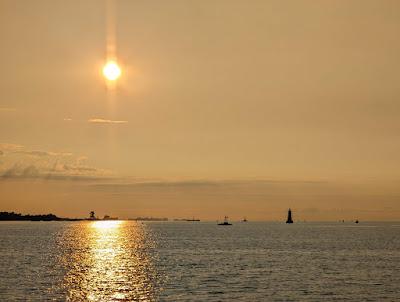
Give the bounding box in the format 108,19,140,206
103,60,121,81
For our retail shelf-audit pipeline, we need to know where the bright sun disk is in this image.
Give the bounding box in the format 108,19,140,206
103,61,121,81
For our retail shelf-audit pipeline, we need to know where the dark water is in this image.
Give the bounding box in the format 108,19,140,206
0,221,399,301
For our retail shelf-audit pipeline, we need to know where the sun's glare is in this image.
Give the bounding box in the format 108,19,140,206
103,61,121,81
91,220,123,230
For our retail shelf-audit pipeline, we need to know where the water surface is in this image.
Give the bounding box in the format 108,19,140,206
0,221,399,301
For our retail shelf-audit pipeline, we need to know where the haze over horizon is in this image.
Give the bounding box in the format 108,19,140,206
1,0,400,220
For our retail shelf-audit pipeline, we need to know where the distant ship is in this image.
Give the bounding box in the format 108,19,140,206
218,216,232,226
286,208,293,224
242,217,248,222
355,220,359,224
186,217,200,222
173,218,200,221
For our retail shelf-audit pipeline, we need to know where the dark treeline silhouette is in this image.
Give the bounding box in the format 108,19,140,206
0,211,80,221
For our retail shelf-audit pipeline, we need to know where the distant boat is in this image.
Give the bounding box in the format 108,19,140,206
286,208,293,224
355,220,359,224
173,218,200,221
186,217,200,222
218,216,232,226
242,217,248,222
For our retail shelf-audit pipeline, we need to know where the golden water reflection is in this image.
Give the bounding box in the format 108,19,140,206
60,221,160,301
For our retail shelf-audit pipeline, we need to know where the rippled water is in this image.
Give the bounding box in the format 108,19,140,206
0,221,399,301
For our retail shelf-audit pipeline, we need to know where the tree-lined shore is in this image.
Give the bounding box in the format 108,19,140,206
0,211,81,221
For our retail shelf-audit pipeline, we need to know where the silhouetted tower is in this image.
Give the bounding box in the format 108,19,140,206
90,211,95,219
286,208,293,224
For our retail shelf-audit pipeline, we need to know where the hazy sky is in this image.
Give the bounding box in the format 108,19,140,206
1,0,400,220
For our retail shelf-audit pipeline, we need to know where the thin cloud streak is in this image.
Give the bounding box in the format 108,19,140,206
15,150,73,157
0,143,24,152
0,143,72,157
88,118,128,124
89,178,328,191
0,165,112,181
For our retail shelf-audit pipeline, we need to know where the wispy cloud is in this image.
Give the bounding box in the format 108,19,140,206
1,163,110,180
90,178,327,192
88,118,128,124
0,144,72,157
0,143,112,180
0,143,24,152
15,150,73,157
0,107,16,112
2,164,40,178
63,118,72,121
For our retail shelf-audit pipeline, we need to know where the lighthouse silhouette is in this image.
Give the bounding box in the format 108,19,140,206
286,208,293,224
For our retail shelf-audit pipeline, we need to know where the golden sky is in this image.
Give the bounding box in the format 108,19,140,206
1,0,400,220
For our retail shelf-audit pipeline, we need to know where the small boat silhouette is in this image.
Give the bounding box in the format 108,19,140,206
186,217,200,222
242,217,248,222
218,216,232,226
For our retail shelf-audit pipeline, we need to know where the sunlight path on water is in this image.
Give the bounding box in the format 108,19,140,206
59,221,162,301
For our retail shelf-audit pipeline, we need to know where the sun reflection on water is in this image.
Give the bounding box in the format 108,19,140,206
91,220,123,230
59,221,160,301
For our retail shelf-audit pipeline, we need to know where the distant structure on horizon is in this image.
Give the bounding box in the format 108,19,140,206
86,211,118,221
103,215,118,220
130,217,168,221
286,208,293,224
89,211,96,220
218,216,232,226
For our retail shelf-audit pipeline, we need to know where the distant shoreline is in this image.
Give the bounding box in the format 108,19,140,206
1,212,399,223
0,211,171,222
0,211,83,221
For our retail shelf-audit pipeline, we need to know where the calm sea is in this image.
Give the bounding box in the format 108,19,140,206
0,221,399,301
